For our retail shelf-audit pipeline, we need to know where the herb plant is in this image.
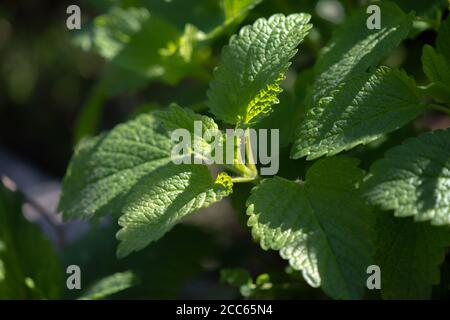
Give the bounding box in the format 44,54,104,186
2,0,449,300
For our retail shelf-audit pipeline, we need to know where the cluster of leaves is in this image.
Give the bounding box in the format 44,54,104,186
0,181,133,300
47,0,450,299
72,0,264,140
0,183,62,299
58,1,450,299
0,180,221,299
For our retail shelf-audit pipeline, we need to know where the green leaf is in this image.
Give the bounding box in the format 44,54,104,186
421,44,450,103
221,0,261,21
220,268,252,288
74,7,151,60
207,13,312,126
422,45,450,85
255,91,303,148
365,129,450,225
437,17,450,61
76,7,208,88
72,2,263,140
375,212,450,299
246,157,375,299
110,15,207,86
206,0,263,39
154,104,222,161
76,1,263,92
141,0,259,34
116,164,233,258
220,269,275,298
59,113,174,220
0,184,62,299
61,107,234,256
155,104,219,134
312,2,413,101
79,271,139,300
291,67,425,160
422,83,450,104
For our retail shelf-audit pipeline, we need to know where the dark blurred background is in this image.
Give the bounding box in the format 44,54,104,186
1,0,447,178
0,0,103,176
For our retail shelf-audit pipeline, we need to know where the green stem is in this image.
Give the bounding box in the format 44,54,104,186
245,128,258,176
231,175,262,185
231,177,257,184
429,104,450,115
221,128,262,184
222,164,250,177
73,82,107,143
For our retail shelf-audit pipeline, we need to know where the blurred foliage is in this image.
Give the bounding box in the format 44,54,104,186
220,267,326,299
62,222,220,299
0,182,63,299
78,271,139,300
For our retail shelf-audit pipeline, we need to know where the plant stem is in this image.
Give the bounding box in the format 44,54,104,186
245,128,258,176
231,176,257,184
429,104,450,115
221,128,262,184
223,164,253,178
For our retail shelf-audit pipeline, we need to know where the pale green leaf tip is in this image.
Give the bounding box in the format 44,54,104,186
207,12,312,125
214,172,234,194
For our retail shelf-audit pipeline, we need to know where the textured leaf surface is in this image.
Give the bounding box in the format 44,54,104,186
247,157,375,299
155,104,219,135
154,104,222,161
79,271,138,300
0,184,62,299
59,114,173,219
421,45,450,103
291,67,425,160
116,164,232,258
422,45,450,86
312,2,413,101
365,129,450,225
437,17,450,61
207,13,312,126
255,91,303,148
375,212,450,299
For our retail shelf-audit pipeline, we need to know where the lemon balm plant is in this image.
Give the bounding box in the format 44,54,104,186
57,0,450,300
